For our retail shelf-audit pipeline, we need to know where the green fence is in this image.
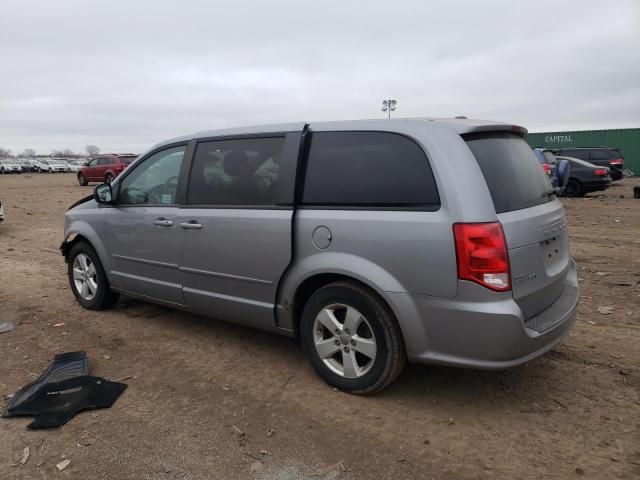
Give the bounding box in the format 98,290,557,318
525,128,640,174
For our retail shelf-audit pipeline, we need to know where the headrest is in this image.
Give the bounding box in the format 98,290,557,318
224,150,249,176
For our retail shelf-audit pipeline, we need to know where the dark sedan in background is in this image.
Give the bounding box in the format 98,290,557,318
558,156,612,197
553,147,624,181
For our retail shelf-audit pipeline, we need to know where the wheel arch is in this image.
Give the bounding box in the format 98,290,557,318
61,224,112,276
276,253,408,338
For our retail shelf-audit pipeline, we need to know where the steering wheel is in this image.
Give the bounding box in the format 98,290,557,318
164,176,179,195
146,176,179,204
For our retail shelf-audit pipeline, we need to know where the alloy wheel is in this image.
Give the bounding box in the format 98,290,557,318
72,253,98,301
312,304,377,378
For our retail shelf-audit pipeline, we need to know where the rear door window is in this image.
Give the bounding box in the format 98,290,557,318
561,149,588,160
464,132,552,214
302,131,439,208
187,137,287,206
589,149,610,161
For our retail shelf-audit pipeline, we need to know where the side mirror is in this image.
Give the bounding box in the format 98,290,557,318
556,159,571,188
94,183,114,204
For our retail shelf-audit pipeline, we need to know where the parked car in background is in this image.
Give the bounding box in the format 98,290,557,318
0,199,4,223
78,154,137,185
532,148,570,191
31,159,51,172
67,161,83,173
18,159,38,172
48,158,70,173
0,159,23,174
62,119,579,394
552,147,624,181
557,156,612,197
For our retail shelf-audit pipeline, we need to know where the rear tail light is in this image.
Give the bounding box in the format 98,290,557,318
453,222,511,292
594,168,608,177
541,163,552,175
609,158,623,166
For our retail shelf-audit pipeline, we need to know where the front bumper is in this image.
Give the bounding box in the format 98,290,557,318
388,259,579,369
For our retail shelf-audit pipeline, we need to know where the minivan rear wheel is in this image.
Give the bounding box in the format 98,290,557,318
77,173,88,186
300,281,405,394
67,241,119,310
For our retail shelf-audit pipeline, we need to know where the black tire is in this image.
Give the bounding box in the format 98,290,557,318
67,241,119,310
105,173,115,184
564,178,581,197
300,281,405,395
78,173,88,186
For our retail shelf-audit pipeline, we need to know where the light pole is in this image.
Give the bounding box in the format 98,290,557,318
381,99,397,119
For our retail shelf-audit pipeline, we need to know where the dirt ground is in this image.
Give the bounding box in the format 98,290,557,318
0,173,638,480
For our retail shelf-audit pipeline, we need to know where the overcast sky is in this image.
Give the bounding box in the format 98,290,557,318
1,0,638,154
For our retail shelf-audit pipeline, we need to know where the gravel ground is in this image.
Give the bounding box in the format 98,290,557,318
0,173,639,479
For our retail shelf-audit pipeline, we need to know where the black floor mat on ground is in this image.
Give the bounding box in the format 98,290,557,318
7,376,127,429
3,351,89,417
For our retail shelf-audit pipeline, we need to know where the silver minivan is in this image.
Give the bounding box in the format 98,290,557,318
61,118,579,394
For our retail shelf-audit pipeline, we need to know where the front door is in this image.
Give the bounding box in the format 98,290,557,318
105,145,188,306
84,158,100,181
178,133,301,329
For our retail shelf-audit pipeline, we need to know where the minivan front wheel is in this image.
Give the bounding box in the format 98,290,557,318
301,281,405,394
67,241,119,310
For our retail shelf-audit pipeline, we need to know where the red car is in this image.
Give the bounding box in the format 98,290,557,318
78,154,137,186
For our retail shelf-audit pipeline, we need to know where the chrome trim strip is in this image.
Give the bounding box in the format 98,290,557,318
112,254,178,269
183,287,273,309
179,266,273,285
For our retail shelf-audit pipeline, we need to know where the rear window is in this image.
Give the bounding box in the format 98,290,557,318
464,132,552,214
560,149,588,160
302,131,439,208
542,151,557,164
119,156,136,164
589,149,611,161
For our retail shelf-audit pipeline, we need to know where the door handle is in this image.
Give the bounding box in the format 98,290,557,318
180,221,202,230
152,219,173,227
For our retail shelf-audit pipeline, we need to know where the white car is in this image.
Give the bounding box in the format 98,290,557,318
0,159,23,174
48,159,69,172
67,161,82,173
32,160,52,172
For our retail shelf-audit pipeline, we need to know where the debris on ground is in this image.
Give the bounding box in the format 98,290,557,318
19,446,30,465
3,351,127,429
56,459,71,471
266,427,275,437
310,461,346,477
597,306,614,315
52,322,65,327
0,321,15,334
249,461,264,474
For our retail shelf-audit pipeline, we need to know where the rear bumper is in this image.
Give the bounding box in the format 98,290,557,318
388,259,579,369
